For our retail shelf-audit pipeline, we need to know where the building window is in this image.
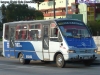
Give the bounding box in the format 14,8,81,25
60,1,63,3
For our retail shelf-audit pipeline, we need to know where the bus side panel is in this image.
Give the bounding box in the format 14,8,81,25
30,41,43,60
4,41,42,60
4,41,10,57
22,41,43,60
49,41,60,61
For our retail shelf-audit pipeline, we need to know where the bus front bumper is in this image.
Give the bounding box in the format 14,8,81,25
64,53,98,61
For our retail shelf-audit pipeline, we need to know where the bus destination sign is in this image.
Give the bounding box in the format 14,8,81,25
57,21,84,26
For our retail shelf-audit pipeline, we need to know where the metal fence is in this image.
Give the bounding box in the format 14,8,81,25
93,36,100,51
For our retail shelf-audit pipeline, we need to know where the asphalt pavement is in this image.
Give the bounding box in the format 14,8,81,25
0,57,100,75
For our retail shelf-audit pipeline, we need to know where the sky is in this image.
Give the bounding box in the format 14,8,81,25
0,0,37,8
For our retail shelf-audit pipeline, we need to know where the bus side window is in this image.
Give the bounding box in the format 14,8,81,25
28,24,42,41
15,25,28,40
4,25,9,40
28,30,41,41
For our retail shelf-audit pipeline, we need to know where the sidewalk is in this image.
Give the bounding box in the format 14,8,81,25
97,51,100,54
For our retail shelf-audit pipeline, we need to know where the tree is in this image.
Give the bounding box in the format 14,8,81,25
32,0,44,10
0,22,3,31
35,10,44,20
1,4,7,23
1,3,44,22
87,20,100,36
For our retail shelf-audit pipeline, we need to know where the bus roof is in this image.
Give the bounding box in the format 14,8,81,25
3,18,82,25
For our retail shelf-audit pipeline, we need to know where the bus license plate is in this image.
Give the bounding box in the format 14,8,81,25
84,56,88,59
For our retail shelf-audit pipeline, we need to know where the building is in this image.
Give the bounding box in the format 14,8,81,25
95,3,100,20
36,0,100,24
36,0,79,20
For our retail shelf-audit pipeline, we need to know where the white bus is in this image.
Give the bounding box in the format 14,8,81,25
2,19,98,68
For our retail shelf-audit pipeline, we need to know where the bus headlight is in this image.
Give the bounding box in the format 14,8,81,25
94,49,97,53
67,50,76,53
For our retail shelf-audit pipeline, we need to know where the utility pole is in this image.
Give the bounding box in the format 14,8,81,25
53,0,56,18
66,0,68,17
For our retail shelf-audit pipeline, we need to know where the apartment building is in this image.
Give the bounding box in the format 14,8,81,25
36,0,79,20
36,0,100,24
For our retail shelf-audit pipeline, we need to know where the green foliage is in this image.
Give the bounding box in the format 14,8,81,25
0,3,44,31
35,10,44,20
87,20,100,36
1,4,7,23
1,3,44,22
0,22,3,31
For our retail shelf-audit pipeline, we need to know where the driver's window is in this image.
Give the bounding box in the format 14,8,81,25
51,28,58,37
50,23,59,41
50,23,58,37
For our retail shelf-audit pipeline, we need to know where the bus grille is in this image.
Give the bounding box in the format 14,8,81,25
79,50,91,53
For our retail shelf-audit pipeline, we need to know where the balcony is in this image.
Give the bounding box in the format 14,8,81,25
43,11,73,17
71,8,79,13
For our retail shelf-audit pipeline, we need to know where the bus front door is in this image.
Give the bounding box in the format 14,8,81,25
9,27,15,57
42,25,50,61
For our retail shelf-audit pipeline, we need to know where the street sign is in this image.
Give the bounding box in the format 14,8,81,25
67,14,83,21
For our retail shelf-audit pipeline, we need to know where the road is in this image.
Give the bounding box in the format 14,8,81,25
0,57,100,75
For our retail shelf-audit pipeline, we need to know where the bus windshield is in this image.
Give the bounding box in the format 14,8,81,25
59,25,91,38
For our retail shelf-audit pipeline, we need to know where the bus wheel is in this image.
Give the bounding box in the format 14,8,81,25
56,54,66,68
19,53,30,64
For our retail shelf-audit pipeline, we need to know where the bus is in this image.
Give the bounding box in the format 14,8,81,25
2,19,98,68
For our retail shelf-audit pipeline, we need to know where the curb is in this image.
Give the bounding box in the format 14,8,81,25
97,51,100,54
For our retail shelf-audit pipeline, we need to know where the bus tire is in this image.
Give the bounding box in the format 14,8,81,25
56,54,66,68
19,53,30,64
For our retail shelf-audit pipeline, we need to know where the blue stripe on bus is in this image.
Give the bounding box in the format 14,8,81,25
62,36,96,48
4,41,40,60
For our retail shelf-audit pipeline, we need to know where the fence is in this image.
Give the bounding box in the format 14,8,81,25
93,36,100,51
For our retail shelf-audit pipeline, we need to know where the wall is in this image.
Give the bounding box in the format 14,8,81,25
36,0,75,20
79,3,87,24
36,0,75,10
93,36,100,51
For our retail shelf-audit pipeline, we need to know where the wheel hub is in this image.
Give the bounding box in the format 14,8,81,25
57,56,63,66
20,55,24,63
